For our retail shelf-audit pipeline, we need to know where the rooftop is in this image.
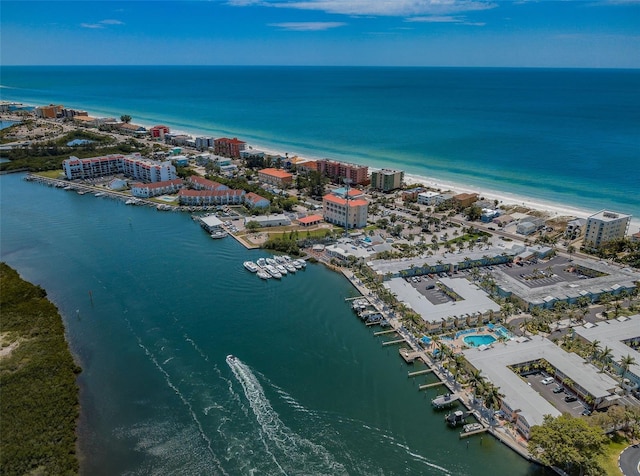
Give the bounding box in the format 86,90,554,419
588,210,632,222
259,168,293,179
384,277,501,323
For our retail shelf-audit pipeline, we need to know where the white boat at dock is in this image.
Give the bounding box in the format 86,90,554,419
266,258,277,266
257,270,271,280
293,259,306,269
462,423,484,433
256,258,267,268
211,230,228,239
243,261,259,272
276,264,288,275
264,265,282,279
125,198,139,205
94,192,106,197
431,393,459,409
284,263,296,273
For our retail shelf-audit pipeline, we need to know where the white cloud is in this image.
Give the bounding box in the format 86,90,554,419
230,0,497,16
100,19,125,25
269,21,347,30
405,15,484,25
81,19,124,29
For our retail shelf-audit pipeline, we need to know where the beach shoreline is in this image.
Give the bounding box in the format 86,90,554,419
2,107,638,233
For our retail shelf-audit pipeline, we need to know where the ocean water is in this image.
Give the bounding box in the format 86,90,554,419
0,174,548,475
1,66,639,219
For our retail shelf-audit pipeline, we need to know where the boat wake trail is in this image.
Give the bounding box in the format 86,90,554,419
226,355,347,476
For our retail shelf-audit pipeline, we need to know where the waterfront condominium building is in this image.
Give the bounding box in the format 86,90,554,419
63,153,177,182
584,210,632,249
370,168,404,192
316,159,369,185
322,192,369,229
214,137,246,158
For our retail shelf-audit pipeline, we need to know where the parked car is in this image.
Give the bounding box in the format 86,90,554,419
541,377,555,385
552,385,564,394
564,395,578,403
581,408,592,416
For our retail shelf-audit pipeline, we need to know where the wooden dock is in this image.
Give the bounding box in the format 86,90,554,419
399,348,421,363
374,329,396,336
383,339,405,346
459,427,489,438
408,368,433,377
418,381,445,390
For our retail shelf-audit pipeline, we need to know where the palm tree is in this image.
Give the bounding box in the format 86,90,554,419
482,384,504,414
587,339,601,362
619,354,637,381
469,368,486,396
598,346,614,373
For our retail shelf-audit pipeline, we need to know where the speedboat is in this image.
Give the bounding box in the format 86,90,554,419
226,355,236,363
276,264,288,275
294,259,306,268
292,260,303,269
266,258,277,266
284,263,296,273
244,261,259,272
256,258,267,268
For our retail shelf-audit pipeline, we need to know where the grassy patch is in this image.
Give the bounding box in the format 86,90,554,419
34,169,65,179
599,432,629,476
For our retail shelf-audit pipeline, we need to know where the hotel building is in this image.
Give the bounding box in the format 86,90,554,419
583,210,632,249
178,189,245,206
131,179,184,198
214,137,246,158
322,192,369,229
316,159,369,185
370,169,404,192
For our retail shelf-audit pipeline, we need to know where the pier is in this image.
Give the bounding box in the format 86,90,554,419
407,368,433,377
459,427,489,439
374,329,397,336
382,339,405,346
418,381,445,390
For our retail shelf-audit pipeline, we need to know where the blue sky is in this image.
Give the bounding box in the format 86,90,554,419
2,1,639,67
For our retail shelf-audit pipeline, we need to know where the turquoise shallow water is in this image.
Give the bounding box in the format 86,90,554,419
0,174,548,475
1,66,639,219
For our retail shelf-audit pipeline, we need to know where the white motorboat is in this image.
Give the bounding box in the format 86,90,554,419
276,264,288,275
243,261,259,272
294,259,306,268
284,263,296,273
266,258,277,266
257,270,271,280
256,258,267,268
264,265,282,279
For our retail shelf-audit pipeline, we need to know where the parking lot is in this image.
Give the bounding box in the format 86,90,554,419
404,275,457,305
525,372,589,417
500,256,597,290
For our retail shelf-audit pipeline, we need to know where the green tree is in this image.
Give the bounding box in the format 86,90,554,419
246,221,260,232
618,354,637,381
120,114,132,124
528,414,607,476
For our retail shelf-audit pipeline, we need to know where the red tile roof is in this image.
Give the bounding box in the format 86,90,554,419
298,215,323,225
259,168,293,179
245,192,269,204
323,194,368,207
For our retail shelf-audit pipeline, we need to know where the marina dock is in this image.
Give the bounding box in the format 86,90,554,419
382,339,406,346
374,329,397,336
407,368,433,377
419,381,446,390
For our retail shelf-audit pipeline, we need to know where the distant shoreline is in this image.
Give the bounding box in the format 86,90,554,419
2,107,638,233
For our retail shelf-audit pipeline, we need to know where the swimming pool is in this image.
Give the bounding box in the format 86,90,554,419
463,334,497,347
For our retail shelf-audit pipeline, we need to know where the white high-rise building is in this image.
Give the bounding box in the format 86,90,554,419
583,210,631,249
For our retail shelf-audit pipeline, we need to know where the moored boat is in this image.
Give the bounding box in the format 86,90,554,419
211,230,228,239
266,258,277,266
264,265,282,279
243,261,259,272
276,264,288,275
256,258,267,268
284,263,296,273
257,270,271,280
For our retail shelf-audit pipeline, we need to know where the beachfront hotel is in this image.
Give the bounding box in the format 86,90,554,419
63,154,177,183
316,159,369,185
583,210,632,249
214,137,246,158
370,169,404,192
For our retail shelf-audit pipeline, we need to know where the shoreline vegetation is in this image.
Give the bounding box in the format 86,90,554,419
0,263,81,475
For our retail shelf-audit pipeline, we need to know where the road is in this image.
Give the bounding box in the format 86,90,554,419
620,444,640,476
